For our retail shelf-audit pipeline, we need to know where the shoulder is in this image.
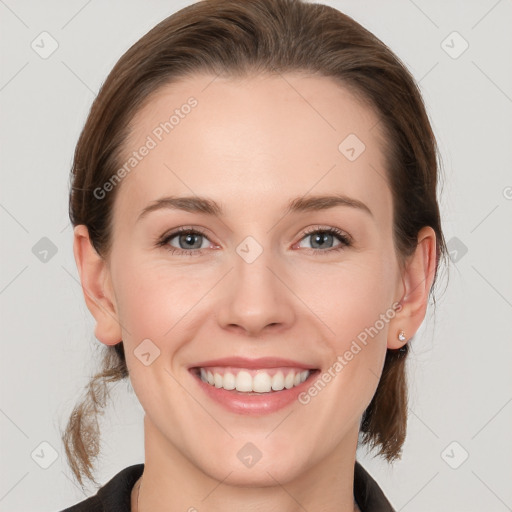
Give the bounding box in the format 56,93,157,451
59,463,144,512
354,460,396,512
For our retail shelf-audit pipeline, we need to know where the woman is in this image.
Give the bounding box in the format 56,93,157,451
60,0,448,510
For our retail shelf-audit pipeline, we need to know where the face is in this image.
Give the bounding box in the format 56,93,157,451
101,73,405,485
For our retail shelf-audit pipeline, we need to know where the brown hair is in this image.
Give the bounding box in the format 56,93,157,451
62,0,448,488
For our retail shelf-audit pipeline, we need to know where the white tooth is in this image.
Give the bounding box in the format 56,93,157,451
223,372,236,390
253,372,272,393
214,372,223,388
201,368,308,392
284,371,295,389
235,370,253,392
271,371,285,391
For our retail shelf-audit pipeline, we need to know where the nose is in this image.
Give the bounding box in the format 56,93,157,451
215,247,296,337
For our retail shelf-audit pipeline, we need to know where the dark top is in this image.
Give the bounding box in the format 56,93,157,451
60,461,395,511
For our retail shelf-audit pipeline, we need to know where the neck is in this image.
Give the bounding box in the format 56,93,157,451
132,416,362,512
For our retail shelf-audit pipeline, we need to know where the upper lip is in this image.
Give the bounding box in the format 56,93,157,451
190,356,317,370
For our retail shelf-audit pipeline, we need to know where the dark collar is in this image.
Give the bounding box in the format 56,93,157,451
354,461,396,511
61,461,395,511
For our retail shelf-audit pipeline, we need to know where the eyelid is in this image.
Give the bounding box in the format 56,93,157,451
156,224,352,255
299,225,353,245
157,225,206,240
155,226,226,259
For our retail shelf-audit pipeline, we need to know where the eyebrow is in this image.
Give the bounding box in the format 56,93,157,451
136,193,373,222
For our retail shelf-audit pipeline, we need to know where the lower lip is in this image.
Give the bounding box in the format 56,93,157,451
190,369,318,416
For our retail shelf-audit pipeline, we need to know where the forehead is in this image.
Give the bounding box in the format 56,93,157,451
113,72,390,225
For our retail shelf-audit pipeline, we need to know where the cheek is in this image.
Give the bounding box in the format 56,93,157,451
113,256,212,341
293,253,396,339
295,256,394,396
112,260,203,412
297,262,394,427
114,245,396,354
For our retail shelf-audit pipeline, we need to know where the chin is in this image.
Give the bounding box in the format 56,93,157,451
192,442,313,488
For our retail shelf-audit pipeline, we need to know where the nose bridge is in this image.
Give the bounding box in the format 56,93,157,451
216,236,295,334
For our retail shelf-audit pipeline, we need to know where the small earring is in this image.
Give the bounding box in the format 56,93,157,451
397,329,407,342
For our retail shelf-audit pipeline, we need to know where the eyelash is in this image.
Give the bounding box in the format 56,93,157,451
155,225,352,256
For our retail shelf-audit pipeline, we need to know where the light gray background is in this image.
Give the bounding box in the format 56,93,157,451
1,1,511,511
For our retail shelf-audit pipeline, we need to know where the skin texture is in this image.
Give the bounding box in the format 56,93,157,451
73,73,437,512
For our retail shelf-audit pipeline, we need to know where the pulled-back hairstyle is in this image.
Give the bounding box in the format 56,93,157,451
62,0,448,488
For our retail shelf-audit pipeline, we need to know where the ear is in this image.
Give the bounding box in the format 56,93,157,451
73,225,122,346
387,226,437,349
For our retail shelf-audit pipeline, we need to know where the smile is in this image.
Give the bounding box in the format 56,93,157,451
188,357,319,414
197,367,311,393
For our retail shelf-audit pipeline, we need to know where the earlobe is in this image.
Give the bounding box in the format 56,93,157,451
73,225,122,346
387,226,437,350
